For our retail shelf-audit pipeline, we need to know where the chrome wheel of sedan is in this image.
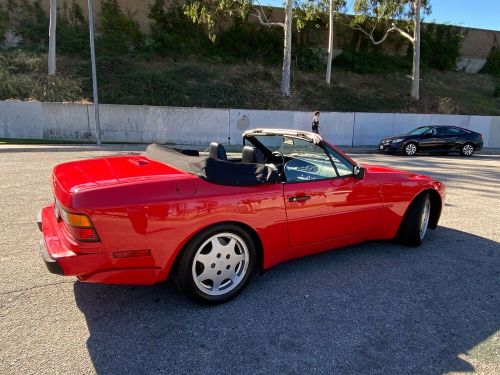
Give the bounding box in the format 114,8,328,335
461,143,474,156
192,232,250,296
404,142,417,156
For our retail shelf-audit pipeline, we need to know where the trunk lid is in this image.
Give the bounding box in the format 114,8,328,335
52,155,190,206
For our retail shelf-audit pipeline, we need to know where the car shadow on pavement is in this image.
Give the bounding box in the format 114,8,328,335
74,227,499,375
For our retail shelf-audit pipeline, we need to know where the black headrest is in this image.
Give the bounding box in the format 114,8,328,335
242,146,265,164
209,142,227,160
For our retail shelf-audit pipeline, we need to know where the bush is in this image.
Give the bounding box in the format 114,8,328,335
148,1,211,57
217,21,283,63
494,83,500,97
0,50,83,101
0,4,9,41
11,0,49,48
97,0,143,56
334,49,411,74
481,47,500,76
421,23,463,71
57,1,89,56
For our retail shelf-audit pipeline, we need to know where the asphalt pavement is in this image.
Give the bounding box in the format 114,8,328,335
0,145,498,375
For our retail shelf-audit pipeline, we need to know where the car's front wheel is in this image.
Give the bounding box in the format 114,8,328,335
398,192,431,247
460,143,475,156
174,224,256,305
403,142,418,156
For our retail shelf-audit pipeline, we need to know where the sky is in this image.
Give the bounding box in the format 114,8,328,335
261,0,500,31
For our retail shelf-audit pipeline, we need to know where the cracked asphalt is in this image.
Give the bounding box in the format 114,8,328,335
0,145,499,375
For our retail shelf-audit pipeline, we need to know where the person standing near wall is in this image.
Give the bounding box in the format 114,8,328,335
312,111,320,134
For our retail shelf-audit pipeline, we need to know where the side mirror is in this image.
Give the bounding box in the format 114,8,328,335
353,165,365,180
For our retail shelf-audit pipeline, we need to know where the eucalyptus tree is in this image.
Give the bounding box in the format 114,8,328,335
185,0,295,96
251,0,293,96
352,0,431,100
295,0,346,84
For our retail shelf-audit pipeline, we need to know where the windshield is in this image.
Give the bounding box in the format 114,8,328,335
407,126,431,135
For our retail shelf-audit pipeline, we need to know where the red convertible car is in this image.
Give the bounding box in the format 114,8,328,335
37,129,445,304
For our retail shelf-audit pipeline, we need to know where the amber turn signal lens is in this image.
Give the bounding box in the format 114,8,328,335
61,210,93,228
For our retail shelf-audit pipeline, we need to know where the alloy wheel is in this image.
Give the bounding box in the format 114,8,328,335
462,144,474,156
419,199,431,240
405,143,417,156
192,232,249,296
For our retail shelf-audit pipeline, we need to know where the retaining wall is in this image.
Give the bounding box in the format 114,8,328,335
1,101,499,148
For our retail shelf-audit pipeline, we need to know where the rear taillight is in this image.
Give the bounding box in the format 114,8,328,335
57,203,100,242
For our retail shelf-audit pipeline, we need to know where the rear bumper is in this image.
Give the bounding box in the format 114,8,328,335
37,206,161,284
39,238,64,275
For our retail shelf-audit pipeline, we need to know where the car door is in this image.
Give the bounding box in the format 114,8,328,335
418,127,441,151
283,144,383,248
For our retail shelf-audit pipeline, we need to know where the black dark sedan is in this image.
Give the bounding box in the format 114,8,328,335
379,126,483,156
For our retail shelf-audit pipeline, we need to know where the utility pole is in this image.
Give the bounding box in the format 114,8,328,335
87,0,101,145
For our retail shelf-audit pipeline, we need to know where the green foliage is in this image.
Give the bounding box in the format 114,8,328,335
12,0,49,48
183,0,251,42
494,83,500,97
334,49,411,74
97,0,143,56
421,23,463,71
148,0,211,57
57,1,89,56
217,21,282,63
292,45,324,72
481,47,500,76
0,4,9,40
0,50,83,101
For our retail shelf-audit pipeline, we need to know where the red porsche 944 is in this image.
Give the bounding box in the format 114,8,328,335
37,129,445,304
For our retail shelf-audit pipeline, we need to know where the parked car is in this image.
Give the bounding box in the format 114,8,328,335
379,125,483,156
37,129,445,304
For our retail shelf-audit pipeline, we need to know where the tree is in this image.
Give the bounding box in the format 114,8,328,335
48,0,57,75
185,0,294,96
251,0,293,96
352,0,431,100
295,0,345,84
184,0,251,42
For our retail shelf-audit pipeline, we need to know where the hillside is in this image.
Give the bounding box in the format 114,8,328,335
1,50,499,115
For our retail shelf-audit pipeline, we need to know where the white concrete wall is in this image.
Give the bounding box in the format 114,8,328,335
1,101,499,148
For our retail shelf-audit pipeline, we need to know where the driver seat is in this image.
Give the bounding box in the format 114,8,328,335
208,142,227,161
241,146,265,164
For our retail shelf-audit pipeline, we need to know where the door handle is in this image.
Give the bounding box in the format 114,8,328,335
288,195,311,202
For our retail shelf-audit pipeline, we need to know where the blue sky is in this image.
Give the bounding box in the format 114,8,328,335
261,0,500,31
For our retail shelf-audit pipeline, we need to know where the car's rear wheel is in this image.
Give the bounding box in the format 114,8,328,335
403,142,418,156
460,143,475,156
174,224,256,305
398,192,431,247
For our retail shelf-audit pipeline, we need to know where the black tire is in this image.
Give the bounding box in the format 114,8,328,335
397,192,432,247
173,224,256,305
460,143,475,156
403,142,418,156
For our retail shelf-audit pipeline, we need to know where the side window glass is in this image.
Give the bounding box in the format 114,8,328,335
283,140,338,182
324,146,354,177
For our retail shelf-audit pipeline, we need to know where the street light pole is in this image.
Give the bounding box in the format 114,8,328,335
87,0,101,145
